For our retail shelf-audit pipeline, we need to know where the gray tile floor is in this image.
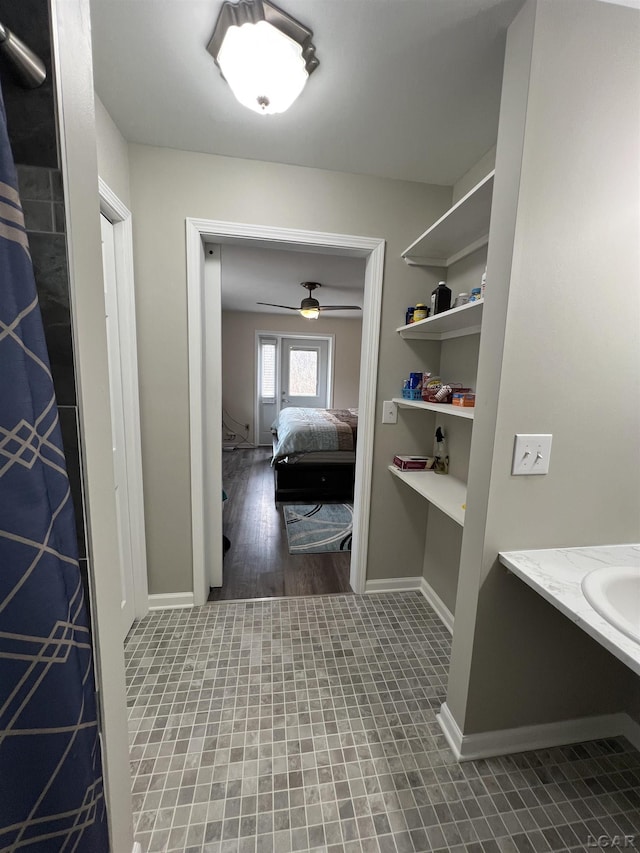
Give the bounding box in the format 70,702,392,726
125,593,640,853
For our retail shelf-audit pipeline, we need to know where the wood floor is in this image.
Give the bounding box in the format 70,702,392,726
208,448,352,601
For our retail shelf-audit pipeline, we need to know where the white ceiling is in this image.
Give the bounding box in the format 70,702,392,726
218,244,365,317
90,0,524,186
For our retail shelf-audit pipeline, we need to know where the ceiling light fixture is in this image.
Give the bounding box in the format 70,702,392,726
257,282,362,320
207,0,318,115
299,303,320,320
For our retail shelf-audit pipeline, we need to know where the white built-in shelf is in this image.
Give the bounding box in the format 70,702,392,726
396,299,483,340
402,171,494,267
388,465,467,526
392,398,475,420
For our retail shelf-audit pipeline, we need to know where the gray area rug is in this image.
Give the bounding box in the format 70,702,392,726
283,503,353,554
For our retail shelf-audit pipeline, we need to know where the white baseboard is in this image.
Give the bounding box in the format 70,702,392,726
419,577,454,634
437,701,640,761
620,714,640,752
436,703,464,759
148,592,195,610
364,576,454,634
364,576,422,593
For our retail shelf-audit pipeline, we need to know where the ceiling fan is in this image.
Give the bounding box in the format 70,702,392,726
257,282,362,320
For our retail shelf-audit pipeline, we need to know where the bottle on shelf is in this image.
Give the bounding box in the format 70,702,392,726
431,281,452,315
433,426,449,475
481,266,487,297
413,303,428,322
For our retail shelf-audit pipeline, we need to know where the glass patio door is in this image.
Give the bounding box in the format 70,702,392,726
257,335,331,445
280,337,329,409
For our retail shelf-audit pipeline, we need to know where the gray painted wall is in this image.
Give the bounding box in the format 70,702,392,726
126,144,451,594
448,0,640,735
452,147,497,205
94,94,131,207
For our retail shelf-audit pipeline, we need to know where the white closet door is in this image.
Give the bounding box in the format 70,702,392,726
100,213,136,640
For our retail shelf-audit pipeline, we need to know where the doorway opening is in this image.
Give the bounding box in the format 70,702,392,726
213,270,360,601
211,243,364,600
186,219,385,605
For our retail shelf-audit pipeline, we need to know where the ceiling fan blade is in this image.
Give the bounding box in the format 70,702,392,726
317,305,362,311
256,302,298,310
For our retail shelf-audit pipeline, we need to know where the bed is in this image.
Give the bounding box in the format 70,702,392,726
271,407,358,503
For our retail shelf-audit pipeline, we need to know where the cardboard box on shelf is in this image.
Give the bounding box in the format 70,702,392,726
452,393,476,407
393,455,435,471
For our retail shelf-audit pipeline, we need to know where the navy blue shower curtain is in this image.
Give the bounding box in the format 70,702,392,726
0,86,109,851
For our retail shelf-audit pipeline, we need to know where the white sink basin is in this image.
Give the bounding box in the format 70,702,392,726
581,566,640,644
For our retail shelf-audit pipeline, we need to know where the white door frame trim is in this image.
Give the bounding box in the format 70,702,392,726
186,218,385,603
98,179,149,620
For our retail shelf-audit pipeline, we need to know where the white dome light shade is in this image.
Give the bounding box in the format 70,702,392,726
207,1,318,117
217,21,308,115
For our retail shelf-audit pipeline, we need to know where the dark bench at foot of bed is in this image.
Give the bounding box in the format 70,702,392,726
274,460,355,504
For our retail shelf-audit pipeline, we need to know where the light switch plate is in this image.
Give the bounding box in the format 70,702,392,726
382,400,398,424
512,434,553,475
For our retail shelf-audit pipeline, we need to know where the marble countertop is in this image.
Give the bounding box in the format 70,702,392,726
498,544,640,677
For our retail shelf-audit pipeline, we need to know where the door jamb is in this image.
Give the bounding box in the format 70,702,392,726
186,219,385,602
98,179,149,619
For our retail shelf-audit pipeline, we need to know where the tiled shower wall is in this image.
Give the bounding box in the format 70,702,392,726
0,0,91,603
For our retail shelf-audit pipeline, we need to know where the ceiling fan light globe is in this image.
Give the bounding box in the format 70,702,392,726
300,307,319,319
217,21,308,115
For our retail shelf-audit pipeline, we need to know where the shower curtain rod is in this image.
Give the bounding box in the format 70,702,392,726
0,21,46,88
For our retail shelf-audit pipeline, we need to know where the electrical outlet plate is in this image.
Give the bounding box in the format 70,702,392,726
382,400,398,424
512,434,553,475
